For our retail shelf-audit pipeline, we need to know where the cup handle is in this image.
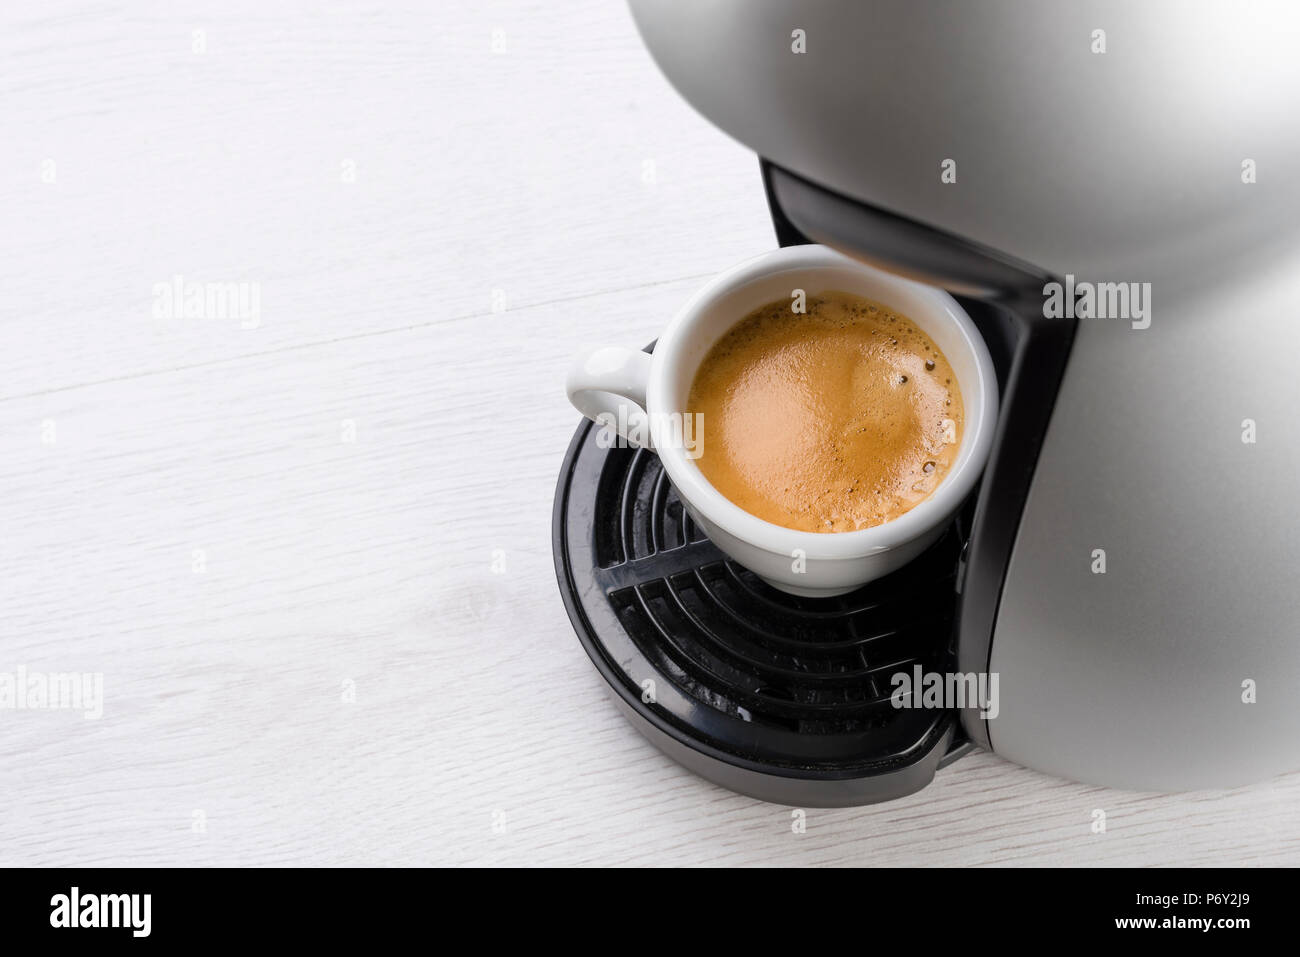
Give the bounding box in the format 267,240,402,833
566,346,654,449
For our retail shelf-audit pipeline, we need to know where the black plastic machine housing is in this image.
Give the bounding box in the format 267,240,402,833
552,160,1076,805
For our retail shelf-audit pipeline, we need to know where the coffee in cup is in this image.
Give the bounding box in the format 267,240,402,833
686,290,962,533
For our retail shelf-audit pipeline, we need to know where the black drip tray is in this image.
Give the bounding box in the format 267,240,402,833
553,418,973,807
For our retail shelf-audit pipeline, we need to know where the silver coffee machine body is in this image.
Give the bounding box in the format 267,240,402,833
626,0,1300,791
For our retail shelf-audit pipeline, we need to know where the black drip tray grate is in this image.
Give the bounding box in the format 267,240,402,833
554,417,972,803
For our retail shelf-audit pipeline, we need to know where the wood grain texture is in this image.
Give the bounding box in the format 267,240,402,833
1,0,1297,867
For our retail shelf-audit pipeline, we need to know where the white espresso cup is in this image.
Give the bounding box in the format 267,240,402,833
565,245,998,597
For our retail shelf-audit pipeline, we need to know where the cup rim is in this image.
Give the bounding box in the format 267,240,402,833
646,244,999,561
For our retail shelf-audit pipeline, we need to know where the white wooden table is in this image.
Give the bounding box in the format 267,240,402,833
2,1,1296,867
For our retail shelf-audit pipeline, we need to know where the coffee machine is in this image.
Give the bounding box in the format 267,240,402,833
553,1,1300,805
